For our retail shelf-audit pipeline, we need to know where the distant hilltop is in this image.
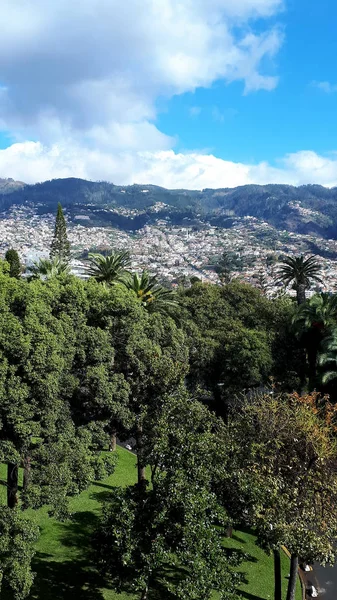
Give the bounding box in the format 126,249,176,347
1,177,337,239
0,177,26,194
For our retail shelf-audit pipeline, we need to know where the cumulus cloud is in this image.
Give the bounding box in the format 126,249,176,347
0,0,282,139
1,142,337,190
0,0,289,189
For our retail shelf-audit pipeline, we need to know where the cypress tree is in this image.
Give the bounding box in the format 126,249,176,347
5,248,21,278
50,202,70,262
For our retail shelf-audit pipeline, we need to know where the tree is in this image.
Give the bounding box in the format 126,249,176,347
0,508,39,600
0,277,83,594
224,391,337,600
27,256,70,280
87,250,131,284
0,274,122,600
293,293,337,389
277,255,322,305
122,270,177,314
318,332,337,385
214,252,234,284
5,249,21,278
178,281,277,414
269,297,305,392
252,269,270,295
213,251,244,284
50,202,70,262
94,394,242,600
119,313,189,488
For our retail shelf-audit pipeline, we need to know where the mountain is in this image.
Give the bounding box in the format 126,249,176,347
0,177,26,194
1,177,337,238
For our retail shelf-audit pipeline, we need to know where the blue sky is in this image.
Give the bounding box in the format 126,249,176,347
157,0,337,165
0,0,336,188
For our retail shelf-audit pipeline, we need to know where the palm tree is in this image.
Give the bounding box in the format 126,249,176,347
122,270,177,314
27,257,70,280
293,293,337,389
86,250,131,284
318,332,337,385
293,293,337,333
277,255,322,305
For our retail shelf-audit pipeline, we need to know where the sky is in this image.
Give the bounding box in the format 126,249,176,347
0,0,336,189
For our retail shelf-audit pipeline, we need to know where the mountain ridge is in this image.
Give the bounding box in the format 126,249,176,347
1,177,337,238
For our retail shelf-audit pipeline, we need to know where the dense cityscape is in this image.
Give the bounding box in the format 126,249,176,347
2,203,337,296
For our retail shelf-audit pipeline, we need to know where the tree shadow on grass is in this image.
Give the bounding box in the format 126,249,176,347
237,525,257,537
90,490,113,504
90,481,115,491
231,532,247,543
239,592,265,600
30,553,106,600
100,561,190,600
148,563,187,600
29,511,108,600
223,546,258,565
54,510,100,552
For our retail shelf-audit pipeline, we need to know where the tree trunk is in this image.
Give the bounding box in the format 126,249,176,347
225,526,233,538
307,348,318,392
140,584,148,600
306,329,322,392
273,549,282,600
296,284,306,305
7,462,18,508
286,554,298,600
23,455,31,492
109,430,117,452
135,420,146,489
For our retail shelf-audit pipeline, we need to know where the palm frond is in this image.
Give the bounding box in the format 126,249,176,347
87,250,131,284
277,255,323,287
322,370,337,385
122,270,177,314
28,257,70,280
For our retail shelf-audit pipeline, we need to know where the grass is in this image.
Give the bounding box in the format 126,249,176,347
223,528,302,600
0,450,302,600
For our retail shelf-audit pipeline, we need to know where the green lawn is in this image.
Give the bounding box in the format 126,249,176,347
1,451,302,600
223,528,302,600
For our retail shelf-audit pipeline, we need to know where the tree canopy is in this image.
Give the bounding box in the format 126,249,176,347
0,248,336,600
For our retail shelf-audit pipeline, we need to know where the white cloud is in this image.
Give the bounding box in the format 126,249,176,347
0,0,288,191
312,80,337,94
0,0,282,141
1,142,337,190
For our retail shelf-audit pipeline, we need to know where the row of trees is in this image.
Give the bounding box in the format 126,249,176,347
1,204,337,600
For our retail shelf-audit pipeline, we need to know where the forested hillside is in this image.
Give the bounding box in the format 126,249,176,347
2,177,337,237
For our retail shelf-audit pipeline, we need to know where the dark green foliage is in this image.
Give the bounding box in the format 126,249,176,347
277,255,322,304
87,250,131,284
95,394,242,600
319,333,337,386
223,392,337,600
5,249,21,278
28,257,71,280
122,270,178,314
0,507,39,600
213,251,244,283
0,248,330,599
0,274,106,515
50,202,70,261
293,292,337,390
178,281,298,412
